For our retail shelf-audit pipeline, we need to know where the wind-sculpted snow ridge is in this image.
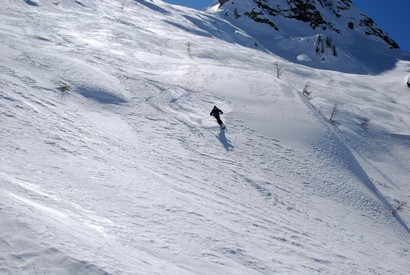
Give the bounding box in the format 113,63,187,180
1,0,410,274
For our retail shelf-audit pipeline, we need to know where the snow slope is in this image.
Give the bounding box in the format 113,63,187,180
210,0,410,74
1,0,409,274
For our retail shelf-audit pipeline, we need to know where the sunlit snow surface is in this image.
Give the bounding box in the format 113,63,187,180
1,0,409,274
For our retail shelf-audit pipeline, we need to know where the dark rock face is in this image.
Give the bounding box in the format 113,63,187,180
218,0,229,7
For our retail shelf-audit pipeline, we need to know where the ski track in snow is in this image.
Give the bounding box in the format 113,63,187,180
1,0,410,274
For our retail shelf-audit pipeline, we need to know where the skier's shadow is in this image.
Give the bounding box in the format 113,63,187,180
216,128,234,151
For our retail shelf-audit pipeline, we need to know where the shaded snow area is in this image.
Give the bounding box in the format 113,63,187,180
1,0,409,274
210,0,410,75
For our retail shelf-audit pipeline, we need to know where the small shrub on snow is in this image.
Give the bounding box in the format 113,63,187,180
360,117,370,128
275,61,282,79
328,103,338,124
302,82,312,98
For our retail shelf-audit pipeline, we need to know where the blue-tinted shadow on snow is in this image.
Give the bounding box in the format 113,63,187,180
77,87,127,105
347,153,410,233
165,14,260,51
164,20,213,39
25,0,39,6
134,0,171,15
389,133,410,141
216,128,234,152
180,13,410,75
265,38,410,75
324,128,410,233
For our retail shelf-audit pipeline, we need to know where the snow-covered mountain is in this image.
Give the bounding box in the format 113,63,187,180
210,0,408,73
1,0,409,274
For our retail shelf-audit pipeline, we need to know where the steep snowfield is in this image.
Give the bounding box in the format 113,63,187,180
1,0,409,274
210,0,408,74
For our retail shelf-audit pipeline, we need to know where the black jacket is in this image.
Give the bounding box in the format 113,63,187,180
210,107,223,118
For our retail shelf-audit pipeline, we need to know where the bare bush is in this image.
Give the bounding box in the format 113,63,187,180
275,61,282,79
57,82,71,99
360,117,370,128
392,201,406,214
329,104,338,124
187,42,193,59
302,82,312,98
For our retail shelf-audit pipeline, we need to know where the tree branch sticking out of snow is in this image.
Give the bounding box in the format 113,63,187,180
302,82,312,99
187,42,193,59
392,201,406,215
57,82,71,99
275,61,282,79
329,103,338,124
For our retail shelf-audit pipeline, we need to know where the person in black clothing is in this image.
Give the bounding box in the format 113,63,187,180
210,105,224,127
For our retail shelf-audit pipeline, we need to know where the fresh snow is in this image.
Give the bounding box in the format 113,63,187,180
1,0,409,274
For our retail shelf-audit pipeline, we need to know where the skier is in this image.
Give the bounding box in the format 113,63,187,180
210,105,225,129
